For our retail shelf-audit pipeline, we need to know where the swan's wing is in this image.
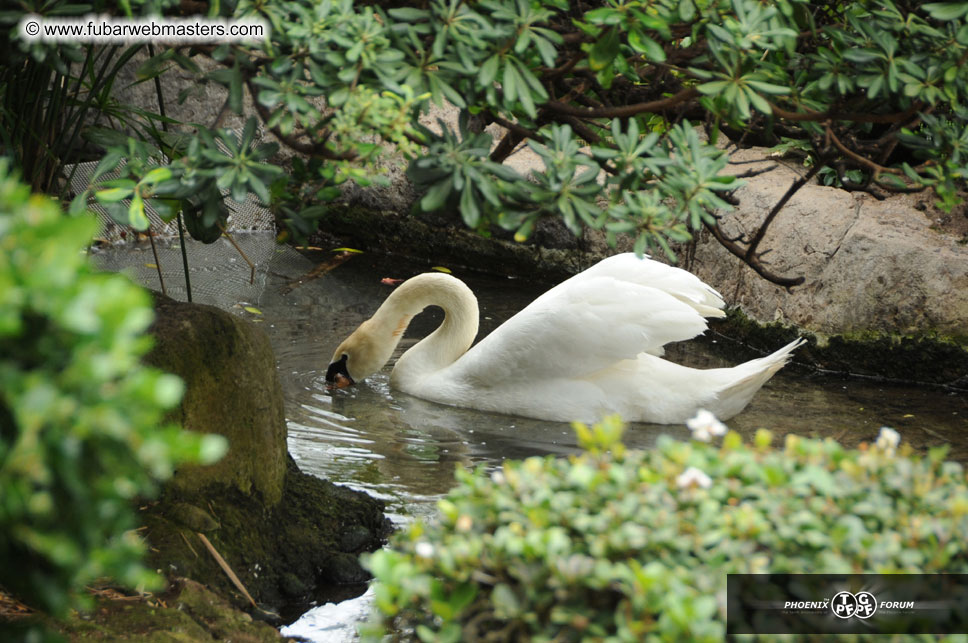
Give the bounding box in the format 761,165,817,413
537,253,726,318
449,274,714,383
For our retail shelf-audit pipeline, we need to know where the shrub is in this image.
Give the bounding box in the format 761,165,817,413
361,416,968,642
8,0,957,287
0,160,226,619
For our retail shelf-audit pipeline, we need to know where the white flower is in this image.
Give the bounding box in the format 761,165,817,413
686,409,728,442
414,541,435,558
676,466,713,489
876,426,901,454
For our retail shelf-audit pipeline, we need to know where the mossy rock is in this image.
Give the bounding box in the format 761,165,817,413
311,204,591,281
708,308,968,387
141,457,391,616
141,295,392,616
145,294,288,506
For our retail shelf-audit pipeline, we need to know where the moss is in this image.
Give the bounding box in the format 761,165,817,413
708,308,968,387
45,579,283,642
141,457,392,617
145,294,288,506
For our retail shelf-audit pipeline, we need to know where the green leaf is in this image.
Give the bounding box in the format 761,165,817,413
149,198,181,222
588,27,620,71
746,88,772,114
628,30,666,62
491,583,521,618
698,80,732,95
83,127,130,149
583,7,620,24
420,180,453,211
503,60,519,103
139,167,172,187
744,80,791,95
128,192,149,230
135,49,173,80
95,187,134,203
69,191,89,215
388,7,429,21
460,185,480,228
922,2,968,20
479,55,499,86
679,0,696,21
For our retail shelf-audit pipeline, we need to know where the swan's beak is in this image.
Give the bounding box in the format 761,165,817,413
325,354,355,389
329,373,354,389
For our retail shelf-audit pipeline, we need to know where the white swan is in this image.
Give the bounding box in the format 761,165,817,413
326,253,804,424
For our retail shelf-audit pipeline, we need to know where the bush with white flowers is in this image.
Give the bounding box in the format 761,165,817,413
362,416,968,642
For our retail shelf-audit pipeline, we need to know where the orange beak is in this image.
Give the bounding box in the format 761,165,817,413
328,373,354,390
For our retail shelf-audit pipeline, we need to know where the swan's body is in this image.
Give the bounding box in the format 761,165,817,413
326,254,803,424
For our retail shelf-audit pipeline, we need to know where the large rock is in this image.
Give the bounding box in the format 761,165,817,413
145,294,288,505
676,148,968,384
141,295,392,615
683,149,968,341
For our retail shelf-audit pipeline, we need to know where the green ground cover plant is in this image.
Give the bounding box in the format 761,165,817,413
362,416,968,641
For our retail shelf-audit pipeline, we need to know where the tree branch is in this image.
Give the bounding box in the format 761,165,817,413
543,87,700,119
769,101,922,124
745,161,823,260
824,125,905,177
704,219,805,288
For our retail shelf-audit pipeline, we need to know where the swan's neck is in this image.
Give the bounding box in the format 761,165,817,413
369,273,478,384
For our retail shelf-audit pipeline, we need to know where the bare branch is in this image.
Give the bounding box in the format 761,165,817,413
544,87,700,119
745,161,823,260
704,220,805,288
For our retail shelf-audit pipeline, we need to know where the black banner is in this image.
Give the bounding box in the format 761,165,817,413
727,574,968,634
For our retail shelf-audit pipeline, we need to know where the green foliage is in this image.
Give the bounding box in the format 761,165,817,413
5,0,968,279
362,416,968,641
0,161,227,618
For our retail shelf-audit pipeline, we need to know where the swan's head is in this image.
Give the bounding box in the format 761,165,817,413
325,320,396,389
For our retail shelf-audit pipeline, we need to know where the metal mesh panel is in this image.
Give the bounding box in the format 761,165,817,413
89,232,313,311
64,156,274,244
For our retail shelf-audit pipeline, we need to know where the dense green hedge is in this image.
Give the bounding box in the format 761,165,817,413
362,416,968,642
0,161,226,622
7,0,966,288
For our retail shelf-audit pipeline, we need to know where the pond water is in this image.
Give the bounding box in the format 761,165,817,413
94,234,967,641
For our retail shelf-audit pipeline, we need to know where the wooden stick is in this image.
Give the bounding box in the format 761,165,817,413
196,532,257,609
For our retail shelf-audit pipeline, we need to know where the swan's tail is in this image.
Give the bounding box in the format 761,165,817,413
709,338,805,420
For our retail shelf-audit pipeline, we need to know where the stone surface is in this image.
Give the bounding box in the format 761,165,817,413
145,294,288,506
680,148,968,343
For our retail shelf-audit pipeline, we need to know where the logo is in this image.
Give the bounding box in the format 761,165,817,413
831,591,877,619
